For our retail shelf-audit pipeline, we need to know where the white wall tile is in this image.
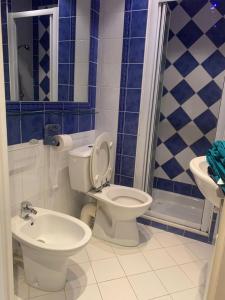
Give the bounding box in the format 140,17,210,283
76,15,91,40
102,38,123,64
96,87,120,111
75,40,90,63
8,131,95,218
76,0,91,17
102,12,124,39
101,63,121,87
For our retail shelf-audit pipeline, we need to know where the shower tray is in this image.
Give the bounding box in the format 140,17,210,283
148,189,204,230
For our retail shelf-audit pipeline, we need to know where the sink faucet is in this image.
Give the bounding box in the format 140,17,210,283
21,201,37,220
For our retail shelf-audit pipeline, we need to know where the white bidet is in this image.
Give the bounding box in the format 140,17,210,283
12,207,92,291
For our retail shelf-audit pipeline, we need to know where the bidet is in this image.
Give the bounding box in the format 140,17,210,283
12,207,92,291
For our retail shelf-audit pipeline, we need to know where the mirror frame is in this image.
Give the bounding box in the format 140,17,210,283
7,8,59,102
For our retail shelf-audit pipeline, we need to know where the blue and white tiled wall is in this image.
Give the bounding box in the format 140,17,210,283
154,0,225,199
115,0,148,187
1,0,100,146
116,0,225,201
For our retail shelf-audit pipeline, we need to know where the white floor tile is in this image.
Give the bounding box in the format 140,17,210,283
99,278,137,300
86,239,115,261
112,244,140,256
14,279,29,300
128,271,168,300
29,291,66,300
186,242,213,261
66,284,102,300
180,261,209,286
154,232,183,248
117,252,151,275
29,286,51,298
91,257,125,282
154,297,172,300
66,262,96,288
147,226,166,234
140,237,162,252
143,249,176,270
155,266,194,293
68,249,89,265
171,286,205,300
165,245,198,265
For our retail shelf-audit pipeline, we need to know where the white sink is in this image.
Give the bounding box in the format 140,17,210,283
12,207,92,291
190,156,224,208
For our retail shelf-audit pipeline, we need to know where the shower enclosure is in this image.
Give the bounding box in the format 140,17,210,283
136,0,225,236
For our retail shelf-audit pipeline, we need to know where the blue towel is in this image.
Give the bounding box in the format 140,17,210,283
206,140,225,194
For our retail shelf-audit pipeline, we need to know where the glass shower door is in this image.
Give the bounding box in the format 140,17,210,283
147,5,171,195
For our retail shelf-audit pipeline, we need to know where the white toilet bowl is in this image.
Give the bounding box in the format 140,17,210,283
89,184,152,246
12,208,92,291
69,132,152,246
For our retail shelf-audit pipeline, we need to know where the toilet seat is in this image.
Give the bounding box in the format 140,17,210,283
90,132,113,189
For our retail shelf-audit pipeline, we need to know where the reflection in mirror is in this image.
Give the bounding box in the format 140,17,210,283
8,9,58,102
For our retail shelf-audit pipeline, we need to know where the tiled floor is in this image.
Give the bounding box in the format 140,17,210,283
14,224,213,300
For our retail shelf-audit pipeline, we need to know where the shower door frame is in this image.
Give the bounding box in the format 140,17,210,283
0,21,14,300
134,0,225,234
7,7,59,102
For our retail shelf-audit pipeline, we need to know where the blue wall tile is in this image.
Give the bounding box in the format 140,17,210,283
63,113,78,134
125,89,141,112
132,0,148,10
121,155,135,177
79,113,92,132
21,114,44,143
59,17,71,41
202,50,225,78
59,41,70,63
131,10,147,37
120,175,134,187
124,112,139,135
122,134,137,156
127,64,144,88
129,38,145,63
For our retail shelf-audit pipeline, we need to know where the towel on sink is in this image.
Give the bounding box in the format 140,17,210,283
206,140,225,193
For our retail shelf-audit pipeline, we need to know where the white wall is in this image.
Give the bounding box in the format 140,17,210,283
95,0,125,175
8,131,95,218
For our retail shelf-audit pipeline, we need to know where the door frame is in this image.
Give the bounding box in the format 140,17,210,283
7,8,59,102
0,20,14,300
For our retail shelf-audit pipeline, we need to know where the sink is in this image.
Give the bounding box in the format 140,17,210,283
12,207,92,291
190,156,224,208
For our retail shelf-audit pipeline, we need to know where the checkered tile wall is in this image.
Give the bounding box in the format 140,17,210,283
154,0,225,198
38,15,50,101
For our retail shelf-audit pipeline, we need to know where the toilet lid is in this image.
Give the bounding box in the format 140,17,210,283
90,133,113,189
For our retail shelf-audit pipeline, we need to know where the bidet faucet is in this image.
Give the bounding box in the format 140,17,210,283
20,201,37,220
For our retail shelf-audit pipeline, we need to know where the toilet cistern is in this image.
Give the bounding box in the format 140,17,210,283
20,201,37,220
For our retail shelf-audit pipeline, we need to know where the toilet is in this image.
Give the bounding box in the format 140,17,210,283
69,132,152,246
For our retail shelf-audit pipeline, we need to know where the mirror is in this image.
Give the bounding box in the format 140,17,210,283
8,9,58,102
4,0,98,103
